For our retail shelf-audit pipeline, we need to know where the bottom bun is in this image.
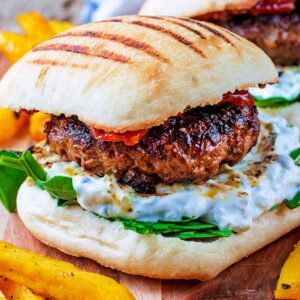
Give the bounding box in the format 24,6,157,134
17,181,300,281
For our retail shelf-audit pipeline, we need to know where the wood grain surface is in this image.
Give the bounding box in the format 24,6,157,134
0,56,298,300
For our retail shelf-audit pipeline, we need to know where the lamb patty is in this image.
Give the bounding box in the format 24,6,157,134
214,9,300,65
45,103,259,193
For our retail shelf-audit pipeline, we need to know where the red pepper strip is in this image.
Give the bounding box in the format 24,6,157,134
89,91,253,146
89,127,149,146
198,0,296,20
251,0,296,15
16,111,30,128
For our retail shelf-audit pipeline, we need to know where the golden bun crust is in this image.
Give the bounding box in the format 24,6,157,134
259,103,300,130
140,0,260,17
17,181,300,281
0,16,277,132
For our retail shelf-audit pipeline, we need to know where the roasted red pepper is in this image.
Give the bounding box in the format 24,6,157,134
89,127,149,146
250,0,296,15
198,0,296,21
90,91,253,146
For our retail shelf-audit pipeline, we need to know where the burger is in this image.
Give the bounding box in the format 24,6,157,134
140,0,300,65
0,16,299,281
140,0,300,129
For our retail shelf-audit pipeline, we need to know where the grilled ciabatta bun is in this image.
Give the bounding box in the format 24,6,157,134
140,0,261,18
0,15,276,132
17,181,300,280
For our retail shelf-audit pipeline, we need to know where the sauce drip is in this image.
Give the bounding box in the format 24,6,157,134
220,91,255,107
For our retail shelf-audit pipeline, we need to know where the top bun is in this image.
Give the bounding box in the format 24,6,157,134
140,0,260,17
0,15,277,132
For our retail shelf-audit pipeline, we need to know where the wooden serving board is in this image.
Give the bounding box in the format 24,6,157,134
0,56,299,300
1,205,300,299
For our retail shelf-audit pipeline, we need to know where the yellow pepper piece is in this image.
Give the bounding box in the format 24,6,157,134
16,12,54,45
0,277,44,300
275,241,300,299
0,109,18,143
49,20,75,34
29,112,51,142
0,241,134,300
0,32,33,63
0,13,75,64
0,289,5,300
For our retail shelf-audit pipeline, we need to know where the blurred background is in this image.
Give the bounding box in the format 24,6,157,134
0,0,145,30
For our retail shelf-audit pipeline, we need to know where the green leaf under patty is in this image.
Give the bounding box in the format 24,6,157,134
285,191,300,209
172,229,232,239
0,150,77,212
251,66,300,108
269,204,281,211
116,217,232,239
57,199,78,207
290,148,300,166
282,148,300,209
254,97,299,108
0,151,27,212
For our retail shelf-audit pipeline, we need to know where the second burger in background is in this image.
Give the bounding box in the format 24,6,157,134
140,0,300,128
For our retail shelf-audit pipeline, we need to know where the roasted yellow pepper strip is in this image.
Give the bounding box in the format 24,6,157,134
0,241,134,300
0,277,44,300
0,13,76,143
0,12,74,64
49,20,75,34
0,290,5,300
0,109,18,143
0,32,32,63
30,112,51,141
16,12,54,44
275,241,300,299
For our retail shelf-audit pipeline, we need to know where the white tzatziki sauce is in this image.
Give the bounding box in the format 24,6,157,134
250,66,300,101
40,114,300,232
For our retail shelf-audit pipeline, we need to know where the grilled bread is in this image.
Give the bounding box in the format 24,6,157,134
0,15,277,132
18,181,300,280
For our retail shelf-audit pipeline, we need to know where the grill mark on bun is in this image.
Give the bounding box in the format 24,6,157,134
28,58,89,69
180,18,235,47
104,19,206,58
217,26,243,42
53,31,170,63
141,16,207,40
33,43,130,64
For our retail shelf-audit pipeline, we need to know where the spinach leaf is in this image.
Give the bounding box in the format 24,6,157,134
42,176,76,201
285,191,300,209
57,199,78,207
269,204,280,211
172,229,232,239
251,67,300,108
117,217,232,240
290,148,300,166
284,148,300,209
0,150,77,212
159,217,196,223
254,97,299,108
0,151,27,212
